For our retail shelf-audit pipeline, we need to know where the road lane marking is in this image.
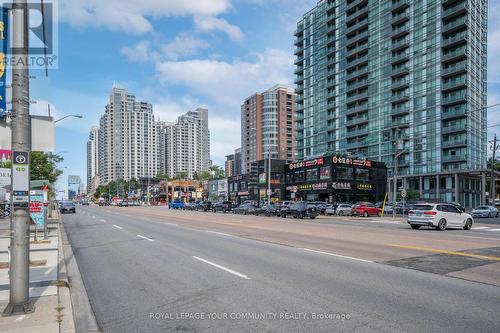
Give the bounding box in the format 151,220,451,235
137,234,154,242
112,225,123,230
301,248,373,263
205,231,233,237
100,219,106,223
164,222,178,227
388,244,500,261
192,256,250,280
485,228,500,232
13,315,26,322
472,227,490,230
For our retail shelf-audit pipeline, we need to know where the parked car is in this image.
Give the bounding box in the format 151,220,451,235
59,201,76,214
181,202,196,210
234,203,256,215
168,200,185,209
335,203,353,216
351,202,381,217
280,202,319,219
407,203,473,231
213,201,236,213
471,205,499,218
196,201,213,212
254,204,280,216
81,200,90,206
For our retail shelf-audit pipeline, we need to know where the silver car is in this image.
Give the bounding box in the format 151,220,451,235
335,204,352,216
471,205,499,218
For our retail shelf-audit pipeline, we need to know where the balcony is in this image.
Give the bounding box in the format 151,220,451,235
346,127,369,138
294,45,304,55
346,91,369,104
391,93,410,103
346,18,369,35
442,92,467,105
442,154,467,162
442,17,469,34
347,66,369,80
442,106,467,119
294,56,304,66
346,5,369,23
384,118,410,129
346,115,369,126
391,51,410,64
346,103,369,115
346,0,368,13
392,38,409,51
442,62,467,77
442,2,468,20
442,77,467,92
442,46,467,63
346,139,369,149
346,79,369,92
347,42,369,57
294,75,304,84
442,123,467,134
391,79,410,90
294,35,304,46
346,54,369,70
391,0,410,13
294,25,304,36
346,30,369,47
391,105,410,116
391,24,410,39
391,66,410,77
391,11,410,26
442,31,468,49
442,139,467,148
327,33,337,46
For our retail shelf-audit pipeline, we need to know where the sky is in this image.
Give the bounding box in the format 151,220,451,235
26,0,500,191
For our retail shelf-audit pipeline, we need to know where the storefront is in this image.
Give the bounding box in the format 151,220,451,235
284,155,387,203
227,173,259,205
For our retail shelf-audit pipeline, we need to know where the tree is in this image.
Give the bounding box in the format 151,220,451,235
197,171,212,182
156,173,171,181
487,157,500,171
175,171,187,180
30,152,64,184
209,165,225,179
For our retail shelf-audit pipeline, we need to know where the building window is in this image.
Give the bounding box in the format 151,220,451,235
295,170,305,182
306,168,318,181
356,169,369,181
336,167,353,180
320,166,331,180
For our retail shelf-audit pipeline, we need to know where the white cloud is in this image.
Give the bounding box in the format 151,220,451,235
120,40,156,62
154,48,294,109
162,33,210,60
194,16,244,42
61,0,232,34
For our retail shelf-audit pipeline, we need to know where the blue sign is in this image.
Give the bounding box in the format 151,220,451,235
0,7,7,116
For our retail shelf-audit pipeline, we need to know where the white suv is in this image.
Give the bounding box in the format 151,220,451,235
407,203,473,231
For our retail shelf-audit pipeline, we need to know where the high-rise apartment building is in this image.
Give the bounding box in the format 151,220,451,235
294,0,487,206
241,84,296,174
98,87,159,184
225,148,242,177
158,108,211,179
86,126,99,193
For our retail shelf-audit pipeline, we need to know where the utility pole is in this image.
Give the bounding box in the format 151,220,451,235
4,0,34,316
490,134,498,205
267,144,271,206
392,129,404,219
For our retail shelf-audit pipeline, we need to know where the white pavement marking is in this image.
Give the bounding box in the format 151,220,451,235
205,231,233,237
13,315,26,322
100,219,106,222
485,228,500,232
192,256,251,280
92,215,96,219
302,248,373,263
164,222,178,227
112,225,123,230
137,234,154,242
473,227,490,230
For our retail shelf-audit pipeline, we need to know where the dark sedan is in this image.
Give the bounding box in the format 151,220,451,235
254,204,280,216
59,201,76,214
233,204,256,215
195,201,213,212
280,202,318,219
213,201,236,213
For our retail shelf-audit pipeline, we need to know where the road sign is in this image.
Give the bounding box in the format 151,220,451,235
401,190,407,198
12,150,29,207
266,189,272,196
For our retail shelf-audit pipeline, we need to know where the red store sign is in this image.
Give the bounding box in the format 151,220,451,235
288,157,324,170
332,156,372,168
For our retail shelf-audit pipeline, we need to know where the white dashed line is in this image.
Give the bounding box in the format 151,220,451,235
302,248,373,263
205,231,233,237
112,225,123,229
473,227,490,230
100,219,106,222
137,234,154,242
485,228,500,232
192,256,250,280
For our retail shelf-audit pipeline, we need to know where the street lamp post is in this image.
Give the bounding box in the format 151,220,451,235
54,114,83,123
392,129,406,219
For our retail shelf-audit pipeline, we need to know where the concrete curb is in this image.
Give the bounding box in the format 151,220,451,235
60,219,101,333
58,225,75,333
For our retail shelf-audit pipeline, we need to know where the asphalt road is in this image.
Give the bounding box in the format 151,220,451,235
62,206,500,333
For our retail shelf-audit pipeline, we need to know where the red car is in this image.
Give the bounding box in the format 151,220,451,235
351,202,381,217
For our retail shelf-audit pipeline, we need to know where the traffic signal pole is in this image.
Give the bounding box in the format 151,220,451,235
3,0,34,316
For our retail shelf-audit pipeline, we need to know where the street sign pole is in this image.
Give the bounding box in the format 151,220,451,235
3,0,34,316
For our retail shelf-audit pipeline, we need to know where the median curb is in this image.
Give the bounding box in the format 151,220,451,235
60,218,101,333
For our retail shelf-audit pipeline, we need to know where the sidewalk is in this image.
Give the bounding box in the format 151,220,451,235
0,210,75,333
